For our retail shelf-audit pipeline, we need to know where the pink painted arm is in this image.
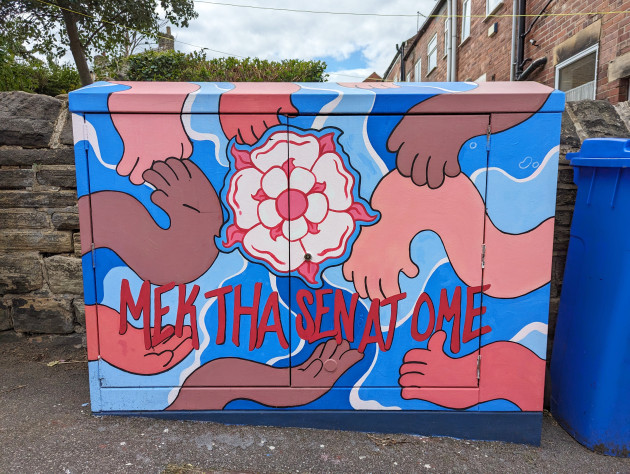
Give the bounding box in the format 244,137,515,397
343,171,553,299
86,304,194,375
219,82,300,145
108,82,199,184
399,331,545,411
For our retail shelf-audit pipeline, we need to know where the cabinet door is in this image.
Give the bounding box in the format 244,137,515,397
285,113,489,395
478,112,560,411
84,113,291,393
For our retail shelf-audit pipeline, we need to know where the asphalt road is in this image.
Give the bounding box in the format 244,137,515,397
1,333,628,474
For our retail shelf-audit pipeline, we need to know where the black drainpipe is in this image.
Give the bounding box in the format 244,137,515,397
399,42,406,80
515,0,527,79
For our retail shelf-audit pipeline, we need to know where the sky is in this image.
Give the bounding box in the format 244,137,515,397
166,0,437,81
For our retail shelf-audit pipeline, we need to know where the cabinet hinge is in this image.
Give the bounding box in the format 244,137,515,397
486,124,491,151
477,354,481,380
481,243,486,269
91,243,95,268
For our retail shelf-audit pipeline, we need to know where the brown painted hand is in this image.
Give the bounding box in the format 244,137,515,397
387,114,489,189
292,339,364,388
142,158,221,226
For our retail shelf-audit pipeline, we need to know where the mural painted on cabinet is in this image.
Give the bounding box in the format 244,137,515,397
72,81,560,413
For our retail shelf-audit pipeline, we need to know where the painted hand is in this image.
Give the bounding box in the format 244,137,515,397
219,83,300,145
387,114,490,189
142,157,221,224
399,331,477,397
109,82,199,185
342,218,418,300
292,339,363,387
88,305,194,375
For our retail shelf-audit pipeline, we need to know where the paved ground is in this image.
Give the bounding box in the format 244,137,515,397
1,334,629,474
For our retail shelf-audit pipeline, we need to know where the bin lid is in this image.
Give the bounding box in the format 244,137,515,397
567,138,630,167
68,81,565,114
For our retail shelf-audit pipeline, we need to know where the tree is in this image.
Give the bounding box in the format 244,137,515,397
0,0,197,86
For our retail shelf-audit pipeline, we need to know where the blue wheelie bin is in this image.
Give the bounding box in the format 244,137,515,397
551,138,630,456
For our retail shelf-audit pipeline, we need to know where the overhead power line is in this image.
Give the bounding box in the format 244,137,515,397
33,0,247,58
194,1,630,19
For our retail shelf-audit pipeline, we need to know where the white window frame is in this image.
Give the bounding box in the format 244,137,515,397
554,44,599,100
444,19,449,57
414,58,422,82
406,70,412,82
427,34,438,74
461,0,471,42
486,0,503,16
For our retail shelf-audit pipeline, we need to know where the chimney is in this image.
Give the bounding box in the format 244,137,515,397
158,26,175,51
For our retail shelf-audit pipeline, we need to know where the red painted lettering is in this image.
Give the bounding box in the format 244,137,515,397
119,279,152,349
333,289,357,344
381,292,405,350
204,285,233,345
463,284,492,343
256,291,289,349
153,282,176,346
411,292,435,342
311,289,335,343
358,298,385,353
296,289,315,340
435,287,462,353
176,284,200,350
232,283,260,350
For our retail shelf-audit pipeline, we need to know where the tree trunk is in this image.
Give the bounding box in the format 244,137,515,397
61,9,92,86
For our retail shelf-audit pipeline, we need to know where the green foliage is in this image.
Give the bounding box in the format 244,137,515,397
109,50,328,82
0,0,198,84
0,48,81,96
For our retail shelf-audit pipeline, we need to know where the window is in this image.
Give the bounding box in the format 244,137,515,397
414,59,422,82
486,0,502,16
555,44,598,101
444,19,450,57
427,34,438,73
462,0,471,42
406,70,412,82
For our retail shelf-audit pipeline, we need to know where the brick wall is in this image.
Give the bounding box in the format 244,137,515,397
0,92,85,340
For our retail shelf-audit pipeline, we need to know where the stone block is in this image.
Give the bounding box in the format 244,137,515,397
73,299,85,330
555,187,577,207
0,91,62,147
0,169,34,189
0,300,12,331
0,147,75,166
554,206,574,228
45,255,83,294
73,233,82,257
59,111,74,146
36,166,77,188
557,166,575,186
0,230,72,252
0,209,49,229
12,296,74,334
51,209,79,230
0,190,77,208
560,111,581,149
566,100,630,139
0,252,43,293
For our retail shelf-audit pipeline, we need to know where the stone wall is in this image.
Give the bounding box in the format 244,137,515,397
1,91,629,354
0,92,84,338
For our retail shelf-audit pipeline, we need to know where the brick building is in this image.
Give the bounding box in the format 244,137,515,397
383,0,630,103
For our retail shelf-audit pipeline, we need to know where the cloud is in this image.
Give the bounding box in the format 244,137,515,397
172,0,436,80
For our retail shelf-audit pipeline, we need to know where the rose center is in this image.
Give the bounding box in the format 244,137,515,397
276,189,308,220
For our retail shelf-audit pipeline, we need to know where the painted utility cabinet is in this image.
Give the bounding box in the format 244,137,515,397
69,81,564,444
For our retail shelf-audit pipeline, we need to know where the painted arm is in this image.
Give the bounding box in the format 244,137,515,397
399,331,545,411
108,82,200,184
79,158,222,285
168,339,363,410
388,82,551,188
343,171,554,299
219,82,300,144
86,304,195,374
